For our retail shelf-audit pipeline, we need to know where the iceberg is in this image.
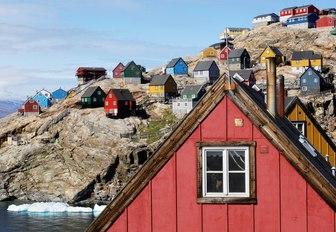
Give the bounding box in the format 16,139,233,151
7,202,95,213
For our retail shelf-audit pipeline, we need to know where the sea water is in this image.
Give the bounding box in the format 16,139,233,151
0,201,106,232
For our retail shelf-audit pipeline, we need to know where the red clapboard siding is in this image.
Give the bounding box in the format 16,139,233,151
107,209,127,232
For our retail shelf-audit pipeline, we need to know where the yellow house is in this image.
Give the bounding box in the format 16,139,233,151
149,74,177,100
219,27,251,39
285,96,336,167
66,89,76,99
291,50,322,73
260,46,285,65
199,47,218,59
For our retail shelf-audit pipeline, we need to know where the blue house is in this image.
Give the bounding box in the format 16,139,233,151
34,90,52,108
165,57,188,75
287,13,319,29
300,67,332,96
52,88,68,102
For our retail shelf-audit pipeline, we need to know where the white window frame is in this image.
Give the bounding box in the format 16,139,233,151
202,146,250,198
292,121,305,136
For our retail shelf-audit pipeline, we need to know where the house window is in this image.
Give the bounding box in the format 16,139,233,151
109,94,112,98
196,142,256,204
292,121,306,136
296,60,300,64
183,95,187,99
314,78,318,83
155,86,158,90
266,50,270,54
192,94,196,98
302,78,306,83
210,52,214,55
177,103,180,106
308,71,312,75
105,101,108,106
185,103,187,106
113,101,117,106
160,86,163,90
93,97,97,102
125,101,128,105
302,86,308,91
199,71,203,75
33,105,37,110
97,91,101,95
119,66,123,70
115,72,118,75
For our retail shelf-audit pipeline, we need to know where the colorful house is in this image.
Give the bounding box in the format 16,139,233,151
229,69,256,86
113,63,125,78
149,74,178,100
34,90,52,108
299,67,331,96
52,88,68,102
253,13,279,28
209,40,233,51
285,96,336,167
260,46,285,65
81,86,106,108
316,16,336,28
291,50,322,73
165,57,188,75
280,6,297,22
228,48,251,70
87,68,336,232
18,97,41,116
217,46,231,63
172,85,206,115
294,4,319,16
199,47,218,59
76,67,107,85
66,89,76,99
104,89,136,118
193,60,220,84
219,27,250,39
287,13,320,29
122,61,142,85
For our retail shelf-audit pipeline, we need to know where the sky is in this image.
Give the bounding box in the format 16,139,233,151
0,0,334,100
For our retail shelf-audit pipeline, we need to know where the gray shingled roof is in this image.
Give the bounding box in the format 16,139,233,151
280,6,297,11
292,50,322,60
149,75,171,86
229,69,253,81
228,48,246,58
180,85,203,96
81,86,101,98
166,58,181,68
111,89,135,101
254,13,279,19
78,67,106,71
193,61,215,71
268,46,284,56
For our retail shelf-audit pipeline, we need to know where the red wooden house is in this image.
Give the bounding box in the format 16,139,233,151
316,16,336,28
113,63,125,78
88,58,336,232
76,67,107,85
18,97,41,116
218,46,231,62
294,4,319,16
104,89,136,118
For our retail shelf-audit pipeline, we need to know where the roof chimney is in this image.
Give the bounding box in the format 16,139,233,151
276,75,285,117
266,57,276,116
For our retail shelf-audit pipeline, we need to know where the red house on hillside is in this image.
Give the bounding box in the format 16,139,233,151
217,46,231,62
18,97,41,116
104,89,136,118
76,67,107,85
316,16,336,28
294,4,319,16
88,59,336,232
113,63,125,79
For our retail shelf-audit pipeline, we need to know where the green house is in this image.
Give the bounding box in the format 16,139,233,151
122,61,143,84
81,86,106,108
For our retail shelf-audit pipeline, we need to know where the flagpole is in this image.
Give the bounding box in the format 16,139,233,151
226,27,231,90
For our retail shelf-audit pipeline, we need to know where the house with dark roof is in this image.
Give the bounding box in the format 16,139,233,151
193,60,219,84
149,74,177,100
287,13,320,29
199,47,218,59
300,67,332,96
294,5,319,16
165,57,188,75
291,50,323,73
81,86,106,108
260,46,285,65
122,61,143,84
253,13,279,28
76,67,107,85
112,63,125,79
87,58,336,232
229,69,256,86
280,6,297,22
172,85,206,115
227,48,251,70
285,96,336,167
209,40,234,50
104,89,135,118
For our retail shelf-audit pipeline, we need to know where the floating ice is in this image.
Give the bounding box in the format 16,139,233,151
93,204,106,212
7,202,94,213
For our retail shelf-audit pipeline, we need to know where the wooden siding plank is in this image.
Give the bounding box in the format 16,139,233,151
254,139,280,232
107,209,127,232
202,204,228,232
151,157,177,232
127,185,151,232
280,155,307,232
307,185,334,232
176,136,202,232
228,205,254,232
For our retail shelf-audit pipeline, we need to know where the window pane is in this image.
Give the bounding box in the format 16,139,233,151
206,151,222,171
229,173,245,193
228,150,245,171
207,173,223,193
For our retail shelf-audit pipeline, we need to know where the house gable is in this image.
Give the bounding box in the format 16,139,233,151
88,76,336,231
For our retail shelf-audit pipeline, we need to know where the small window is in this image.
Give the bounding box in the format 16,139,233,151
155,86,158,90
210,52,214,55
97,91,101,95
177,103,180,106
93,97,97,102
119,66,123,70
292,122,306,136
197,142,256,204
314,78,318,83
296,60,300,64
192,94,196,98
125,101,128,106
302,78,306,83
266,50,270,54
115,72,118,75
185,103,187,106
113,101,117,106
308,71,312,75
105,101,108,106
200,71,203,75
33,105,37,110
183,95,187,99
302,86,307,91
109,94,112,98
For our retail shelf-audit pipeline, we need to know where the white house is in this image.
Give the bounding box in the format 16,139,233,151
253,13,280,28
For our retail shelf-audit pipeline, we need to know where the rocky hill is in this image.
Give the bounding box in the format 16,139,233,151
0,24,336,205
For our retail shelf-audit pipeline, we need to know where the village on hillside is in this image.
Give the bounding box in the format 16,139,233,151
4,3,336,231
